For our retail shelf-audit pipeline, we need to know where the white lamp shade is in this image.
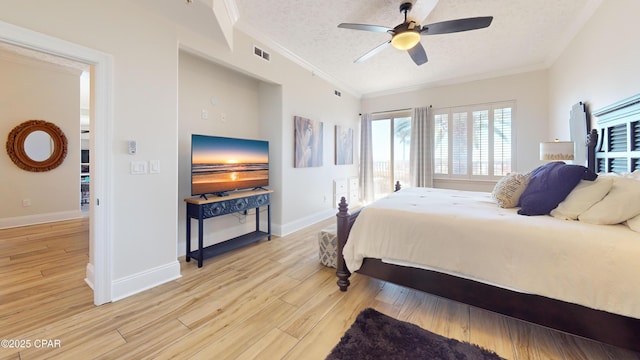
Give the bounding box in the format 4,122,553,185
540,141,575,161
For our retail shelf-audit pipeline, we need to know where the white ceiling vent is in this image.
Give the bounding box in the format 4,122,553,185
253,45,270,62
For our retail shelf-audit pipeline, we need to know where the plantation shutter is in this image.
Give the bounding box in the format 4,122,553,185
472,110,489,176
434,113,449,174
493,107,512,176
432,101,514,180
452,112,468,175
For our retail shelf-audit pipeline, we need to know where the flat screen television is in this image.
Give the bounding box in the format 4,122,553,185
191,134,269,197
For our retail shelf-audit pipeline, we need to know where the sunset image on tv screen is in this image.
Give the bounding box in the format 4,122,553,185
191,135,269,195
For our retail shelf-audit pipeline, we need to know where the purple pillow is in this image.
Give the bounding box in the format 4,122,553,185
518,162,597,216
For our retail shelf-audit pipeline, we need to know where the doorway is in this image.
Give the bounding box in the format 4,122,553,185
371,113,412,200
0,20,113,305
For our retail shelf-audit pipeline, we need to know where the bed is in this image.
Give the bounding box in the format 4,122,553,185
336,94,640,352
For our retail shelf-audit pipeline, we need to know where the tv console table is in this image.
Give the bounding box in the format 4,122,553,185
184,189,273,267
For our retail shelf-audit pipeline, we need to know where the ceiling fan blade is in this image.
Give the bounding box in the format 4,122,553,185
354,40,391,63
338,23,392,33
407,42,428,65
420,16,493,35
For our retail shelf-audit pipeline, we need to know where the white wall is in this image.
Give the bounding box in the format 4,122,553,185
279,70,361,233
177,51,264,254
258,82,284,227
0,55,81,225
0,0,360,301
179,28,361,235
362,70,549,191
0,0,196,298
549,0,640,137
8,0,632,301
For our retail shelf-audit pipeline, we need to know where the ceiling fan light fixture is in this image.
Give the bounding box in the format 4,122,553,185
339,2,492,65
391,31,420,50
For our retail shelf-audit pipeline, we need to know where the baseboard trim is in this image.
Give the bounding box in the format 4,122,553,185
0,210,83,229
111,260,182,302
277,208,335,236
85,262,95,290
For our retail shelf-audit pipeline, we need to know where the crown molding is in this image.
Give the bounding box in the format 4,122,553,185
361,62,549,99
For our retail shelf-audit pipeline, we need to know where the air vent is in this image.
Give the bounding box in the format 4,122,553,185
253,45,270,62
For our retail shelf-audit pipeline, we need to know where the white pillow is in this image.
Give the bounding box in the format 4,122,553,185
579,177,640,224
597,172,621,178
626,214,640,232
626,169,640,180
491,173,530,208
550,177,614,220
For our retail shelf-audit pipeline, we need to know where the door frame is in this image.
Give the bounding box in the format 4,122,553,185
0,20,113,305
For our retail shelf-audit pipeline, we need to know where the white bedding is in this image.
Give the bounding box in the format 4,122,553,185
343,187,640,318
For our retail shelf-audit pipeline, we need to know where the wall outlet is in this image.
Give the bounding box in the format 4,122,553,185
22,199,31,207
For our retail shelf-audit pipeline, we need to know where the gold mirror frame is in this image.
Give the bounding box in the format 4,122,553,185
6,120,68,172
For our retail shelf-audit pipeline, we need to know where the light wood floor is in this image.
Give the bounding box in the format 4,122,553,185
1,218,639,360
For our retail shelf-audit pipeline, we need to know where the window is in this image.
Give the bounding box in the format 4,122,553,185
433,101,514,180
371,112,411,199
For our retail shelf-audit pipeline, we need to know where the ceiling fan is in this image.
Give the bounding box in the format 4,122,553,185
338,2,493,65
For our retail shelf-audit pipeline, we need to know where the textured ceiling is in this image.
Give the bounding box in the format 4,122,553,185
234,0,601,96
0,0,602,99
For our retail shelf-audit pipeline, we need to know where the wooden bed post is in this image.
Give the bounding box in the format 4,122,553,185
586,128,598,172
336,197,351,291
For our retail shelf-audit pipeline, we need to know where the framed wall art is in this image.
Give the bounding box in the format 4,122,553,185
335,125,353,165
294,115,323,168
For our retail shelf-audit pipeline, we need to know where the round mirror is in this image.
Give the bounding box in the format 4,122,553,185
24,130,53,162
6,120,68,172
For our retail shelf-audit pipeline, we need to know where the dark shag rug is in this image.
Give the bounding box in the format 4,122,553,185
327,308,505,360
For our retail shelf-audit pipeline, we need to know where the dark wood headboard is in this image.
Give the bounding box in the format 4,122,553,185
590,93,640,173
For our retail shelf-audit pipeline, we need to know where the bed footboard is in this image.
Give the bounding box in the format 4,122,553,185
336,197,359,291
334,194,640,351
336,181,400,291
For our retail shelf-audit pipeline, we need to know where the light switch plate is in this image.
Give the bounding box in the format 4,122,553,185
130,161,147,175
149,160,160,174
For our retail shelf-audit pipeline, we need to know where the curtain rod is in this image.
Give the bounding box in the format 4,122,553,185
371,108,411,115
362,105,432,116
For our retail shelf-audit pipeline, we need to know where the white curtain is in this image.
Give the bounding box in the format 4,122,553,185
359,113,375,203
410,106,433,187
